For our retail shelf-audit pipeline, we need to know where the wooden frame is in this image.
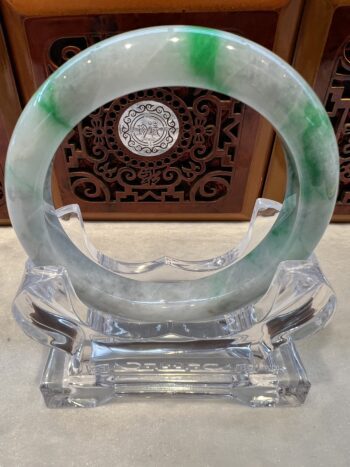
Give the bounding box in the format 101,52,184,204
0,22,21,225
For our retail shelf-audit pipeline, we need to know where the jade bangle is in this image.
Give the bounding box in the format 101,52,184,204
5,26,339,321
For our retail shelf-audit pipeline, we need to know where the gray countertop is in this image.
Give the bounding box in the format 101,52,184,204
0,222,349,467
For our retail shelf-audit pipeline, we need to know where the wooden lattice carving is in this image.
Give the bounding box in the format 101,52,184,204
324,38,350,207
47,36,244,205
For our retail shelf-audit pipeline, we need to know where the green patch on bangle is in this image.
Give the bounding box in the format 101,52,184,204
37,81,70,130
283,101,333,197
187,28,220,86
302,102,333,188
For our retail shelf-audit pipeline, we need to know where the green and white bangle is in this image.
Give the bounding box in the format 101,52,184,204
5,26,339,321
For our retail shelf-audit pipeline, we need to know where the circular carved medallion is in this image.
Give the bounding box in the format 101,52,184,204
118,100,179,156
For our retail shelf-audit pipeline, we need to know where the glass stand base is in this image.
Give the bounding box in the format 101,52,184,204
41,339,310,408
12,201,336,408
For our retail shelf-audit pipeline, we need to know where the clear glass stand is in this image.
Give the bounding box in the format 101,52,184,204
12,200,336,408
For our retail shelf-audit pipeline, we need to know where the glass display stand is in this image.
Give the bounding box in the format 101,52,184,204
12,199,336,408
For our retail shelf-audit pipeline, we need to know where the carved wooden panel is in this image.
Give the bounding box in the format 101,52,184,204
324,38,350,207
46,37,245,206
315,7,350,216
61,87,244,206
19,12,279,219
